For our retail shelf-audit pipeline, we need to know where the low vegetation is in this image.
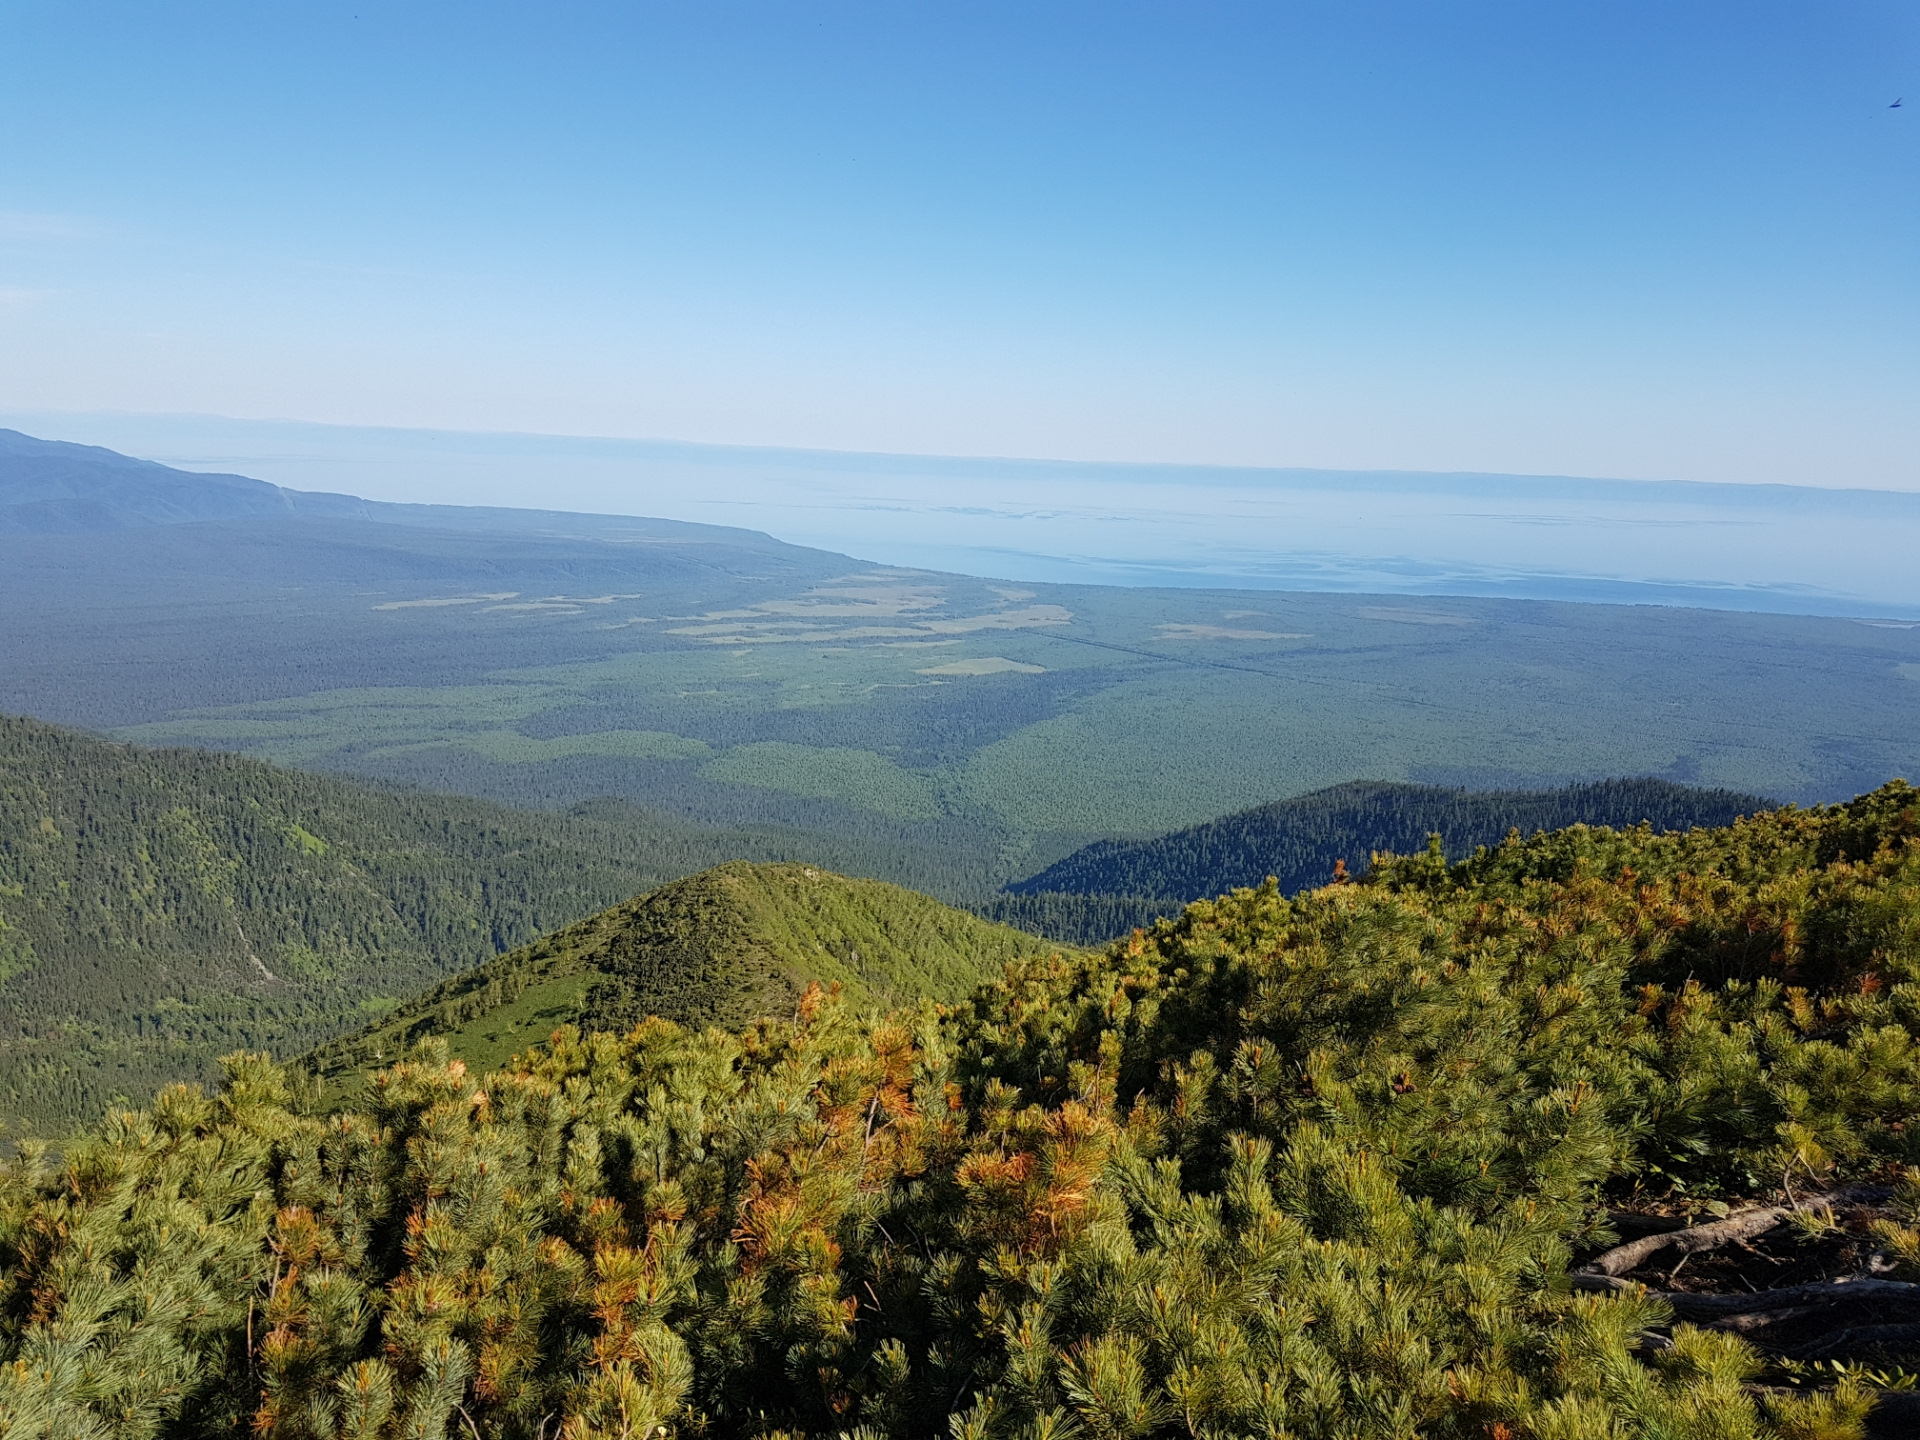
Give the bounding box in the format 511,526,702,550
5,782,1919,1437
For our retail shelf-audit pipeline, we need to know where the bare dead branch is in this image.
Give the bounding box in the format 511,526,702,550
1578,1186,1890,1279
1580,1205,1794,1277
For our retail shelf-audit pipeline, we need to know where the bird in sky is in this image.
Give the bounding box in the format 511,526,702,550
1893,98,1904,108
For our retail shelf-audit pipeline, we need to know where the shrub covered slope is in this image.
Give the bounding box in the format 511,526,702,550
5,784,1920,1438
993,777,1776,943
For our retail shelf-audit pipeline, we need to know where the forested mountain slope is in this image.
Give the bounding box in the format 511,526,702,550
0,715,870,1137
5,782,1920,1437
303,860,1065,1091
993,777,1775,941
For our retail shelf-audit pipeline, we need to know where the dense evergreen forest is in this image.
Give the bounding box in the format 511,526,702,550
0,714,1807,1136
975,892,1175,948
0,716,918,1138
995,778,1776,943
5,783,1919,1438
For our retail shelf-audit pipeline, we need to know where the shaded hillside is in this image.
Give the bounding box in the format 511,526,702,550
995,777,1777,941
0,715,862,1136
9,784,1920,1437
302,860,1066,1090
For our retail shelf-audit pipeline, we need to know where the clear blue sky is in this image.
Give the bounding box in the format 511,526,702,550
2,2,1915,487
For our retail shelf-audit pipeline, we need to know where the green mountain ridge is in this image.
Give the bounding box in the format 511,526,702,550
302,859,1069,1091
0,711,1831,1136
991,776,1778,942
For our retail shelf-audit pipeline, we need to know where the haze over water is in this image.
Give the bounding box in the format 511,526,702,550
7,411,1918,619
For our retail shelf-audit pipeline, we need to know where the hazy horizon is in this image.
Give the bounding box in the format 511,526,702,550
9,409,1920,619
4,3,1916,490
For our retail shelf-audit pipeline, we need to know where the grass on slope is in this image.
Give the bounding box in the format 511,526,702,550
991,777,1777,943
302,860,1069,1095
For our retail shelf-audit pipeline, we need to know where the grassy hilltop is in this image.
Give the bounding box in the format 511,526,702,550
5,782,1920,1437
303,859,1067,1091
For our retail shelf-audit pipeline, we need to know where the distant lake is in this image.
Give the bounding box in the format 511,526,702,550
9,411,1918,618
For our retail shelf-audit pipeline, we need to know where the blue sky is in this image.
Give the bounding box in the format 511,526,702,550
2,2,1916,488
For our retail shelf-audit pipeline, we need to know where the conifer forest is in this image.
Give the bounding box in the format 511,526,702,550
6,780,1920,1438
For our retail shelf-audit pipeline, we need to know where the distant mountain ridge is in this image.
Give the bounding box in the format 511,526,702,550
0,426,806,544
990,777,1778,942
7,426,1916,899
0,428,368,532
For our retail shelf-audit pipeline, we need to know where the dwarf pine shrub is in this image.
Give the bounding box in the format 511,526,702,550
5,783,1918,1439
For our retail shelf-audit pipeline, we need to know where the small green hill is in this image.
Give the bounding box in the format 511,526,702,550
302,860,1066,1087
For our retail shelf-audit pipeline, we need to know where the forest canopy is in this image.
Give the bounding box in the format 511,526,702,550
4,781,1920,1438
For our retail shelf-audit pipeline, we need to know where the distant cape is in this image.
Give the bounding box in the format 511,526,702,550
0,427,377,533
0,428,788,547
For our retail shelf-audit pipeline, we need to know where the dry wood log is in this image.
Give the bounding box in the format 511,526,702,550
1604,1210,1691,1241
1615,1275,1920,1357
1662,1279,1920,1319
1579,1204,1794,1277
1577,1185,1889,1279
1710,1307,1826,1335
